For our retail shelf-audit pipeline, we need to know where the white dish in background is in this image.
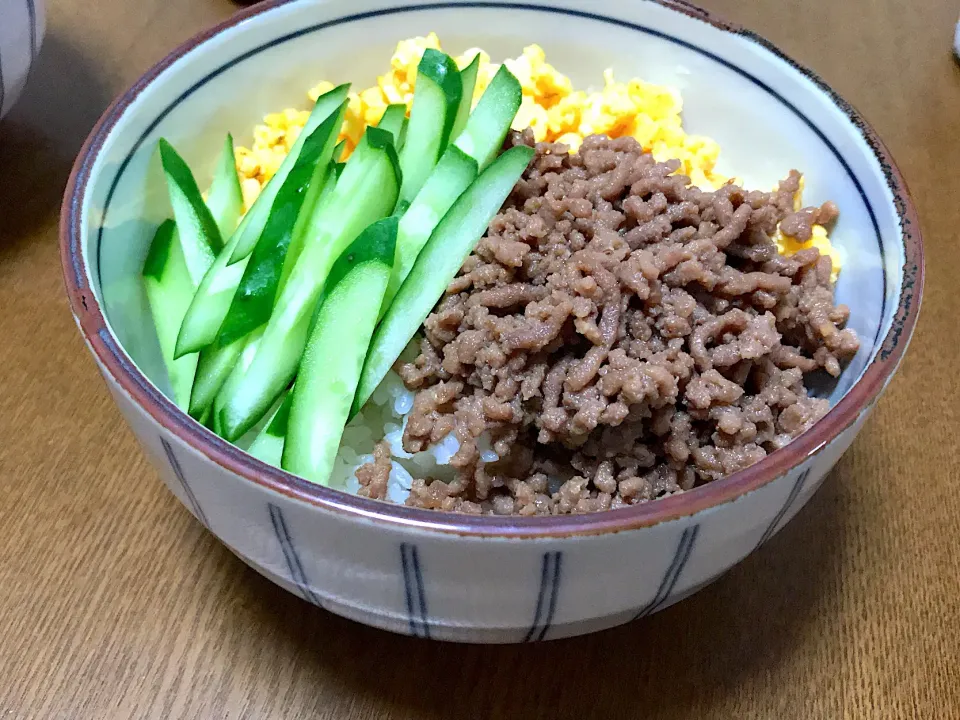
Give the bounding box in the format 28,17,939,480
0,0,44,118
60,0,922,643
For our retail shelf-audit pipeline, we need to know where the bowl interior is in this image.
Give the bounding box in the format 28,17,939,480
81,0,905,457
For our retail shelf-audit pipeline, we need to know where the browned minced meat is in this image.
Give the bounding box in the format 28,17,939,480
364,131,859,515
355,441,391,500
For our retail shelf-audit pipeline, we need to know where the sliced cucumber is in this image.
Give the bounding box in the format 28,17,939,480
210,327,265,423
353,144,533,414
199,164,342,363
379,145,478,317
145,143,246,410
351,102,409,156
217,105,346,346
175,240,245,357
158,139,223,285
205,134,244,239
175,95,347,357
248,390,292,466
453,65,522,171
277,162,343,294
216,127,402,441
282,217,397,483
188,333,253,419
334,139,347,162
450,54,480,141
398,49,462,204
376,103,407,146
143,220,199,409
227,83,350,263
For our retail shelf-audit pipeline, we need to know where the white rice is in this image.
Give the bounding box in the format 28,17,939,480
329,369,496,503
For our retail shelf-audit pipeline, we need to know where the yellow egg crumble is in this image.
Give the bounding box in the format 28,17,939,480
234,34,839,277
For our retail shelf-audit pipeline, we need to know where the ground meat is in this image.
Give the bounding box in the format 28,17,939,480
385,131,858,515
355,441,392,500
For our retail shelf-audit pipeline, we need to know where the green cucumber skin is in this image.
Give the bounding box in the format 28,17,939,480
158,139,223,285
142,218,177,281
217,105,346,346
277,162,342,295
188,333,250,419
422,50,464,151
398,50,462,204
216,128,402,441
145,151,246,409
175,88,349,357
453,65,522,171
282,218,397,483
380,145,478,317
376,104,407,144
228,83,350,263
205,134,244,240
211,328,265,422
248,388,293,466
175,235,246,357
143,220,199,409
450,54,480,141
353,145,534,415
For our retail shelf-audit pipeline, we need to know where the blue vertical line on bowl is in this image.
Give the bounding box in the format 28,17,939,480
25,0,37,61
400,543,430,638
523,551,563,642
159,436,210,529
268,502,324,607
632,524,700,620
754,468,811,549
89,2,887,356
0,46,6,117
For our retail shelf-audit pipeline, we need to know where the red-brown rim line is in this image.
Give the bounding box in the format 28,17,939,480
59,0,924,538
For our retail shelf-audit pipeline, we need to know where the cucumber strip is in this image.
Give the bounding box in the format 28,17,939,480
450,54,480,141
282,218,397,483
398,49,462,204
175,96,347,357
175,239,246,357
379,145,478,317
158,139,223,285
216,127,402,441
188,330,259,419
350,102,408,156
211,327,266,421
216,105,346,346
334,139,347,162
143,220,199,409
354,145,533,414
228,83,350,262
453,65,522,171
205,134,244,239
376,104,407,145
248,390,292,466
145,145,248,409
277,162,344,295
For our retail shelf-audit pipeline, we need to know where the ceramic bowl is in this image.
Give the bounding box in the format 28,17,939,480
60,0,923,643
0,0,44,118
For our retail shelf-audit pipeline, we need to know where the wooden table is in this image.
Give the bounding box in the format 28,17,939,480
1,0,958,716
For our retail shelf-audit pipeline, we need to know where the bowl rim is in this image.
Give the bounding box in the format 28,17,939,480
59,0,924,539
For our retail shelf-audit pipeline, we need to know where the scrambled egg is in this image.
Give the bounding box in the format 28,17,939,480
773,177,842,276
234,34,839,276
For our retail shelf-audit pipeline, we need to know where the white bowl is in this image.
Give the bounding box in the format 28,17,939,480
60,0,923,642
0,0,44,118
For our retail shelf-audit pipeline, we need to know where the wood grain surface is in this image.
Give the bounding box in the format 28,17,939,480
1,0,957,717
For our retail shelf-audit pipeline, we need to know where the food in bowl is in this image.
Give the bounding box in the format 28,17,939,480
142,35,859,516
